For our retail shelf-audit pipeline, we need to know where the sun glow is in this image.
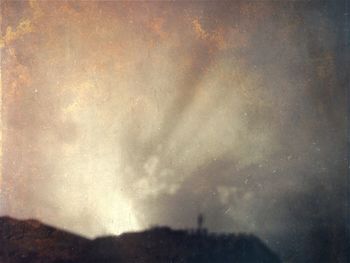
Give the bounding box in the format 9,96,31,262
49,80,141,237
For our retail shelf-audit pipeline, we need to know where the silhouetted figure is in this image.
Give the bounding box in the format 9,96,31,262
197,213,204,231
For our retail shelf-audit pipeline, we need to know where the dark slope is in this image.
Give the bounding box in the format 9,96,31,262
0,217,281,263
0,216,89,263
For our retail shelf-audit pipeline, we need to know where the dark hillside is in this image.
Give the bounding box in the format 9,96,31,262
0,217,281,263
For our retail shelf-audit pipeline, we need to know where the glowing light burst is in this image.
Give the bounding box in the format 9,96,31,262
0,1,292,235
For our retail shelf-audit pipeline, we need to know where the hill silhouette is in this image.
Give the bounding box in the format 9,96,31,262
0,217,281,263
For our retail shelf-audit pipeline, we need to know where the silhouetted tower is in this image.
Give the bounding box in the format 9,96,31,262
197,213,204,231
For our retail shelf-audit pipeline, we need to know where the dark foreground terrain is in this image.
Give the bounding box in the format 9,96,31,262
0,217,280,263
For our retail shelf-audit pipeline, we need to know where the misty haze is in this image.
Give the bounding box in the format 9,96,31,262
1,1,349,263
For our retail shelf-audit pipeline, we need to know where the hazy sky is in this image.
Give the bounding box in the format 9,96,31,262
1,1,348,262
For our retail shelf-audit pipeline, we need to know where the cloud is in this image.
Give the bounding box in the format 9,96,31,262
1,1,347,261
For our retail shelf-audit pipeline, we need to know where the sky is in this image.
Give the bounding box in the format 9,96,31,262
1,1,348,262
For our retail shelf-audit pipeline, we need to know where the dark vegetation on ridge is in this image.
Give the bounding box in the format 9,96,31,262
0,216,281,263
